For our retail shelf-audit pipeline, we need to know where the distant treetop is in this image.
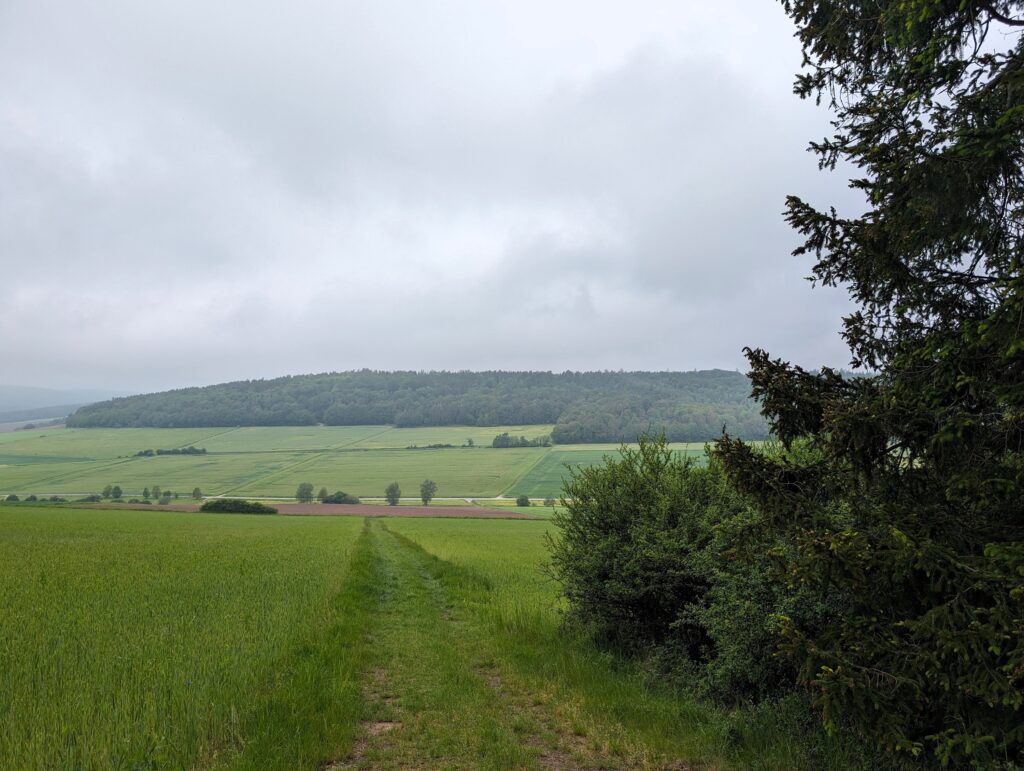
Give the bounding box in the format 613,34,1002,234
67,370,769,442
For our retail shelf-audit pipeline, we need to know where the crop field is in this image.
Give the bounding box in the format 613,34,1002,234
0,505,864,770
506,445,708,499
0,427,709,500
0,506,368,769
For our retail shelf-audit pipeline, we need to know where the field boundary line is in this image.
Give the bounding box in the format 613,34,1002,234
499,446,553,498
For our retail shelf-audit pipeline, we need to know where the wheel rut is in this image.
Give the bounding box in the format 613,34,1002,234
334,519,614,770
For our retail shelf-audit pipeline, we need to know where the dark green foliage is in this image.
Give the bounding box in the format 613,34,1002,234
321,491,360,504
151,486,161,501
385,482,401,506
198,499,277,514
547,438,829,702
102,485,112,498
65,370,769,442
712,2,1024,763
110,486,122,500
142,487,150,500
5,494,19,502
491,432,550,448
317,487,328,502
515,494,530,507
24,495,37,502
135,446,206,457
419,479,437,505
295,482,315,503
78,495,102,503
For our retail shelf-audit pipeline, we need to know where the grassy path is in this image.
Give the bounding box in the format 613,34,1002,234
333,521,610,770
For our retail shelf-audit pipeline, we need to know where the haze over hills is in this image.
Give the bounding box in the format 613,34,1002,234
0,384,128,423
67,370,770,443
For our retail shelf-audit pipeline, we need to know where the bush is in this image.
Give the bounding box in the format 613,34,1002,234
322,490,360,504
547,437,832,702
25,495,37,502
199,499,277,514
515,494,530,507
4,494,19,502
78,495,102,503
385,482,401,506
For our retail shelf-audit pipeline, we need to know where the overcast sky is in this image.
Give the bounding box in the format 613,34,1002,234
1,0,861,393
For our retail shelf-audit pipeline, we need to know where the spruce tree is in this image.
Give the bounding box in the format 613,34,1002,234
716,1,1024,763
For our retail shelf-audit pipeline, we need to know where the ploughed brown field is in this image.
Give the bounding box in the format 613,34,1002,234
78,502,543,518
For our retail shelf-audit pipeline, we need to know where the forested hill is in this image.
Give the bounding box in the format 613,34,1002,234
67,370,769,442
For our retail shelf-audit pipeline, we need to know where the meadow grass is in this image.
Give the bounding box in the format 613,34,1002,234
0,426,560,498
2,507,874,769
384,517,875,770
506,446,708,499
227,447,544,498
0,506,373,770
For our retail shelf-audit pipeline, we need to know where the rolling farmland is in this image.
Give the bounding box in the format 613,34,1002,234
0,426,707,500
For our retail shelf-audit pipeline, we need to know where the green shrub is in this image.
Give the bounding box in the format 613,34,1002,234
515,494,530,507
322,491,360,504
547,437,837,703
199,499,277,514
4,494,19,502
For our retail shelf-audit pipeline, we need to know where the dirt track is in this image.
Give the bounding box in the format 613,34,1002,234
77,502,543,519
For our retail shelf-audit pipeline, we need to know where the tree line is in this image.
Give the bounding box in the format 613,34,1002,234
66,370,770,442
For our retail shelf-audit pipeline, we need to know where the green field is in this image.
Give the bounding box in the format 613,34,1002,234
506,445,708,498
0,427,709,500
0,506,369,769
0,505,865,769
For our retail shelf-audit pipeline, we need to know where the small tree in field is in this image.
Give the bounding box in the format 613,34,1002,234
102,484,112,498
385,482,401,506
516,494,530,507
142,487,150,499
151,485,161,501
111,485,122,500
317,487,328,503
295,482,315,503
192,487,202,499
420,479,437,505
543,496,556,508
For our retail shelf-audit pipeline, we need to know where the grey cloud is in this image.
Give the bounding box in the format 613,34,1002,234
1,0,859,392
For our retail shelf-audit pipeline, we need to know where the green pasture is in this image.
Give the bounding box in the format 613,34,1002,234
0,505,866,769
506,445,708,499
0,427,720,499
228,447,542,498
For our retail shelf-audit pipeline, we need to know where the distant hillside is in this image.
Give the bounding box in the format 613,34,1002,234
0,384,124,414
67,370,769,442
0,404,84,424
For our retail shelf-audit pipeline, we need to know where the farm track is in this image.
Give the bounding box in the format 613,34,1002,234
330,520,615,770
